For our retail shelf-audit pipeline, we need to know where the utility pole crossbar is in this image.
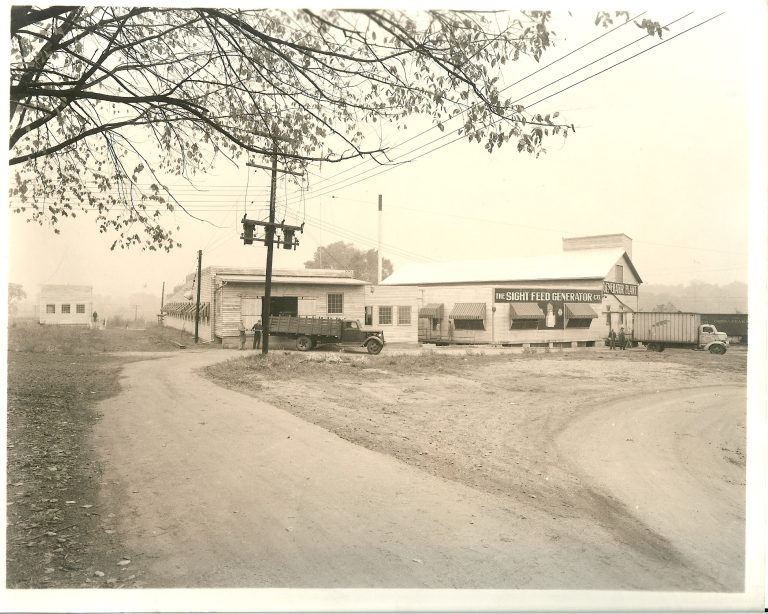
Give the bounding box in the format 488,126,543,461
246,161,303,177
241,138,307,355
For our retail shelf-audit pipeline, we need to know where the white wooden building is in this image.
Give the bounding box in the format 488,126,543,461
381,234,641,348
38,285,93,326
363,284,420,344
163,266,376,347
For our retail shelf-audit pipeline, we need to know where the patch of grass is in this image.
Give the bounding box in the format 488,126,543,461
7,320,208,353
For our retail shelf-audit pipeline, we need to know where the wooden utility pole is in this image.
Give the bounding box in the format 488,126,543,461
160,281,165,327
241,135,304,355
261,141,279,355
194,249,202,343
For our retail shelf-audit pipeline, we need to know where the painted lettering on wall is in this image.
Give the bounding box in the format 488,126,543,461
494,288,603,303
603,281,638,296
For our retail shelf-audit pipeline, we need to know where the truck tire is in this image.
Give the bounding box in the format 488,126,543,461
296,336,312,352
646,343,664,352
709,344,727,355
366,339,383,355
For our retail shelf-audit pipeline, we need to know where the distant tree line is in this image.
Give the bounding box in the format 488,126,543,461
639,281,747,314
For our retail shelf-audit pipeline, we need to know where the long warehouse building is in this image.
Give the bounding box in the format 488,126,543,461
381,234,641,348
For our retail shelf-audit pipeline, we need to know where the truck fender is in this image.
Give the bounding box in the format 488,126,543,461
704,341,727,354
363,335,384,347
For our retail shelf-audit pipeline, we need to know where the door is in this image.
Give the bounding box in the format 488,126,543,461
342,320,365,343
270,296,298,316
298,298,317,316
240,297,262,329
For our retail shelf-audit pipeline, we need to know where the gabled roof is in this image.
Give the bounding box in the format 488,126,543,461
382,248,642,286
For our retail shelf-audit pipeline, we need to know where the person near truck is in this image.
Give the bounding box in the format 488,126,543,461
252,319,262,349
238,320,246,350
608,328,617,350
618,327,627,350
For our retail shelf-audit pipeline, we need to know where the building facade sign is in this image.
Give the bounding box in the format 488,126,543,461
494,288,603,304
603,281,638,296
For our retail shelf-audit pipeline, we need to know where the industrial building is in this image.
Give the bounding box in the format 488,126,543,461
38,285,94,326
381,234,641,348
162,266,419,347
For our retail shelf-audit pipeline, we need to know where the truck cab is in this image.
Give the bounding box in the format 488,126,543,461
341,319,385,354
699,324,729,354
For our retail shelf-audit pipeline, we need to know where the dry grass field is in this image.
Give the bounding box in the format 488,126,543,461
204,347,746,514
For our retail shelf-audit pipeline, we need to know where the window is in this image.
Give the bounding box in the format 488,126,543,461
46,304,55,314
378,306,393,325
398,306,412,325
364,306,373,326
454,319,485,330
566,318,593,329
61,304,71,314
327,293,343,314
345,320,360,330
511,319,539,330
702,325,714,333
615,265,624,283
76,304,85,314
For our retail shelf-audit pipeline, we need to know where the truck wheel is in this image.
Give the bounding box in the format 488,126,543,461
646,343,659,352
709,344,726,355
296,336,312,352
366,339,383,355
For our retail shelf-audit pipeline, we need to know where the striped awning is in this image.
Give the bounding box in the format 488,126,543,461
449,302,486,320
565,303,598,319
509,303,545,320
419,303,444,318
163,301,210,318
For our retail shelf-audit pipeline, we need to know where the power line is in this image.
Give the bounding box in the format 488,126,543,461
524,12,725,109
277,11,651,197
277,12,710,208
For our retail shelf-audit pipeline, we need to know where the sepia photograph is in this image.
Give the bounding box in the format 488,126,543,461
4,2,765,612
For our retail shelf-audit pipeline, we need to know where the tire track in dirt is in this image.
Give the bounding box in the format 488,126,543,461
555,385,745,591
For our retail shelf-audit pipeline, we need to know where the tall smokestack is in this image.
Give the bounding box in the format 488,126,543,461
377,194,383,284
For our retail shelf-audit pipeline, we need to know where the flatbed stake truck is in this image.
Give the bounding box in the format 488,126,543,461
268,315,385,354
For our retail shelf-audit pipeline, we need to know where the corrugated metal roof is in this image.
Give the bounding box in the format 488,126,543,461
382,248,641,285
218,274,366,286
418,303,444,318
565,303,598,319
509,303,545,320
449,303,486,320
208,266,355,279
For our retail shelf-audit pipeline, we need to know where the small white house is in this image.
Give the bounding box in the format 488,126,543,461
38,285,93,326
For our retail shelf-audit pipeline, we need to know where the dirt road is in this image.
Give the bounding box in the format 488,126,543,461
93,350,742,589
557,385,745,589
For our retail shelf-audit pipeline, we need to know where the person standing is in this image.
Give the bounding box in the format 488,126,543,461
608,328,617,350
238,320,246,350
618,327,626,350
252,319,262,349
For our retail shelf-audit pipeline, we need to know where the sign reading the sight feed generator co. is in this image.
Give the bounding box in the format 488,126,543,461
494,288,603,303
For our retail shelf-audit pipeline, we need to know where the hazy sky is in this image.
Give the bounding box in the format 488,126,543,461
5,6,761,306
